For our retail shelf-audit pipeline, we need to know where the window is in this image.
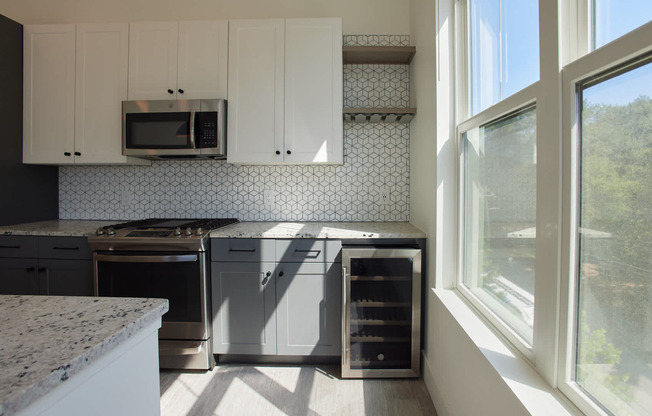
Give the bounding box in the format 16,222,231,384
450,0,652,414
458,0,539,351
592,0,652,49
461,106,537,344
574,57,652,416
468,0,539,115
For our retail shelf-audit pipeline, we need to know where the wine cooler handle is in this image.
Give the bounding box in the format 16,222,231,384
342,265,350,368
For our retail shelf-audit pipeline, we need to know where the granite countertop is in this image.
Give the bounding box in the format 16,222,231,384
0,295,168,416
0,220,426,240
209,221,426,239
0,220,115,237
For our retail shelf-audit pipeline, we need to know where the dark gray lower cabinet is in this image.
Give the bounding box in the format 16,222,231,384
0,258,40,294
211,238,342,357
0,235,93,296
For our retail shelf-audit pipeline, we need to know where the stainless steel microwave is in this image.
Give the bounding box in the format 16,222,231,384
122,99,226,160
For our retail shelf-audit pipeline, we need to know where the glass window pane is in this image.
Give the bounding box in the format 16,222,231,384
593,0,652,50
577,59,652,416
469,0,539,116
462,106,537,344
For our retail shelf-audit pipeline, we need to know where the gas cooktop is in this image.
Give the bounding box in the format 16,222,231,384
88,218,239,251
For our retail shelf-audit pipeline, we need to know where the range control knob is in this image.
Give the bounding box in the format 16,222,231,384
377,353,385,361
174,227,182,236
195,227,203,236
185,227,193,236
106,227,116,236
96,228,105,236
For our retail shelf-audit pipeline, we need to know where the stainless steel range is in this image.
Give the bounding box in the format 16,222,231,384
87,218,238,370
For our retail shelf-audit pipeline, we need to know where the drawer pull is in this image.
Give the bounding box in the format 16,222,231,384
294,249,321,256
0,245,20,249
229,248,256,253
52,246,80,251
26,267,36,272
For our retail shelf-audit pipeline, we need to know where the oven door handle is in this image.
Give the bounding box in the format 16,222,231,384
94,254,198,263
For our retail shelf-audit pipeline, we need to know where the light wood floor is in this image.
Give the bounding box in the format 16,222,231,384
160,364,438,416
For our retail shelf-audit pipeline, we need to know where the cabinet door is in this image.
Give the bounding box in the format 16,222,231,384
276,262,342,355
128,22,179,100
227,19,285,164
177,20,228,100
284,18,343,164
39,259,93,296
212,261,277,354
75,23,138,164
0,258,40,295
23,24,76,164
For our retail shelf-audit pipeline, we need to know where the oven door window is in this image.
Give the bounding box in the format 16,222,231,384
96,253,202,323
125,112,192,149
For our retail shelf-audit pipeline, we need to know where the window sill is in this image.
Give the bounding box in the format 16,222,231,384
432,288,579,416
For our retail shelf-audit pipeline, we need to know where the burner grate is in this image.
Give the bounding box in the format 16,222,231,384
99,218,239,231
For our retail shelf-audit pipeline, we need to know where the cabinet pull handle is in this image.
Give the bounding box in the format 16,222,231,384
275,150,281,155
286,150,292,155
167,89,174,94
52,246,80,251
74,152,81,156
229,248,256,253
26,267,36,272
178,89,184,94
0,245,20,249
64,152,72,156
38,267,46,273
262,271,271,286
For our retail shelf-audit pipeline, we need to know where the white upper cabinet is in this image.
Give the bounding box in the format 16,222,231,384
23,25,76,164
128,20,228,100
227,19,285,164
23,24,149,165
284,18,343,164
75,24,144,164
227,18,343,164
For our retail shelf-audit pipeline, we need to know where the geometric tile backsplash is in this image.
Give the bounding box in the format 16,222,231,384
59,35,411,222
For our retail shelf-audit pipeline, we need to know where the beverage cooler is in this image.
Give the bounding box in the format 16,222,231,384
341,247,422,378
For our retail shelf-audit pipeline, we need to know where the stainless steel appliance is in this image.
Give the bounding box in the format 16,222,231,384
88,218,239,370
122,99,226,160
341,247,422,378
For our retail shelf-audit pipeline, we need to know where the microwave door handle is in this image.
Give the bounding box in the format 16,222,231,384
94,254,198,263
189,111,196,148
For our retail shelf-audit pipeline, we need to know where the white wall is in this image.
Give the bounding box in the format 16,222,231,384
0,0,410,35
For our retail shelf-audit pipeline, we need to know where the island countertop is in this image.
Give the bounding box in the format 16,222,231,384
0,295,168,416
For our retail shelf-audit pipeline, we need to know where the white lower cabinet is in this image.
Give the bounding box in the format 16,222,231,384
211,239,342,356
23,23,148,165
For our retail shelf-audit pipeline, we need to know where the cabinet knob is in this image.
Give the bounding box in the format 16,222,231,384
64,152,72,156
265,271,272,277
74,152,81,156
275,151,281,155
278,271,284,277
26,267,36,272
178,89,184,94
38,267,46,273
167,89,174,94
286,150,292,155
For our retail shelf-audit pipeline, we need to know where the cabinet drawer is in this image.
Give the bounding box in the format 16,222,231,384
211,239,276,262
0,236,38,258
38,237,92,260
276,239,341,263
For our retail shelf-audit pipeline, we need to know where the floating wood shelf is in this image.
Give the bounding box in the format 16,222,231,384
343,108,416,123
343,46,416,65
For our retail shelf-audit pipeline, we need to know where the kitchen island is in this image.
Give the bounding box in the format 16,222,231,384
0,295,168,416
